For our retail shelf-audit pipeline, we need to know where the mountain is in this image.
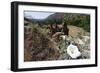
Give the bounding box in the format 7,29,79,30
46,13,65,20
24,12,90,26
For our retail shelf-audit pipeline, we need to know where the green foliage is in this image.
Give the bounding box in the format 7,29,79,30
81,16,90,32
31,23,50,38
59,39,66,53
63,14,90,32
47,19,62,25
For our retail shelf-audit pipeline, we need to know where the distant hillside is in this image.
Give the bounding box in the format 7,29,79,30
45,13,65,22
24,13,89,24
24,12,90,31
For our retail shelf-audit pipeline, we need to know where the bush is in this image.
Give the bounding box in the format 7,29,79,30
63,14,90,32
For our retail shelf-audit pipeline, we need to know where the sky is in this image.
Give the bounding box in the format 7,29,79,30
24,11,54,19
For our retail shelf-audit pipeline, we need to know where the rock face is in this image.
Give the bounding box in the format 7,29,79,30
24,24,60,61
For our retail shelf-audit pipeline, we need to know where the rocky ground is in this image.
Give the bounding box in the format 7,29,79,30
24,23,90,61
58,25,90,60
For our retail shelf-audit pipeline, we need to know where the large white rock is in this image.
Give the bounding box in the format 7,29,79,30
67,43,81,59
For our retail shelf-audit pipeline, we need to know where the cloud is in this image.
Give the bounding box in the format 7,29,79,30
24,11,54,19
